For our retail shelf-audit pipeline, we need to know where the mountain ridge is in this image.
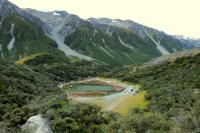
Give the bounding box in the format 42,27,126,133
1,0,200,132
0,0,199,67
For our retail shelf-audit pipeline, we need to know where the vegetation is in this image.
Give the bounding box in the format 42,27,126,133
1,6,200,132
0,14,58,60
16,53,108,82
112,91,148,116
105,52,200,132
0,53,112,132
64,22,161,67
1,45,200,132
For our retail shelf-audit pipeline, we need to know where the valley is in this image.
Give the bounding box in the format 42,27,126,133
62,78,146,115
0,0,200,132
1,47,200,132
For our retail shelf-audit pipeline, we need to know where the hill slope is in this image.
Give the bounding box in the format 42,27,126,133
104,48,200,132
2,48,200,132
0,14,58,60
1,0,199,67
0,0,61,60
0,53,111,132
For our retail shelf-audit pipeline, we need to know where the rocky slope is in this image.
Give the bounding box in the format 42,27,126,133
0,0,59,60
173,35,200,48
26,9,200,66
88,18,195,52
1,0,199,67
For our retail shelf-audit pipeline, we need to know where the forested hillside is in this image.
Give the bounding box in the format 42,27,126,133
0,53,112,133
104,49,200,132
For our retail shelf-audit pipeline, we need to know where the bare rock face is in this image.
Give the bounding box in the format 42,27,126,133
21,115,53,133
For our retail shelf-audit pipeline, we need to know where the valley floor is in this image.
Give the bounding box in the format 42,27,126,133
66,78,147,115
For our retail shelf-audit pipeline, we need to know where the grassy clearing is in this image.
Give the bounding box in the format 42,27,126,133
112,91,148,116
69,78,148,116
75,91,148,116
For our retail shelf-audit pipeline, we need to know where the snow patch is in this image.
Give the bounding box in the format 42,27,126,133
145,31,170,55
112,19,118,23
21,115,53,133
7,24,15,51
118,36,134,50
53,11,60,16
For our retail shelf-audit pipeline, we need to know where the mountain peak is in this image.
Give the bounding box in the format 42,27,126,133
0,0,25,17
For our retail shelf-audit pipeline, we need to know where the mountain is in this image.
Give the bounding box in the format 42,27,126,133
88,18,198,52
25,9,92,60
173,35,200,48
1,0,200,132
25,9,160,66
0,0,199,67
26,9,200,66
0,0,60,60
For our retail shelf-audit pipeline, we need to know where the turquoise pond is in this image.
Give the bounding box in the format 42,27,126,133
65,84,116,92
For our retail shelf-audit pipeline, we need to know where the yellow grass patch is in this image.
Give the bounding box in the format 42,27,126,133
112,91,148,116
71,77,148,116
76,91,148,116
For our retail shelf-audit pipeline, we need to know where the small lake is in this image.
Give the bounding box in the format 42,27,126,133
65,83,116,93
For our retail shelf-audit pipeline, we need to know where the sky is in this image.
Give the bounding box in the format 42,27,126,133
9,0,200,38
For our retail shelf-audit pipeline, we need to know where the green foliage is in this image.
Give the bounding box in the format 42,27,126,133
15,52,70,65
49,104,116,133
117,110,171,133
0,53,112,132
0,14,58,60
0,60,57,112
16,52,108,82
64,22,161,67
106,52,200,132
